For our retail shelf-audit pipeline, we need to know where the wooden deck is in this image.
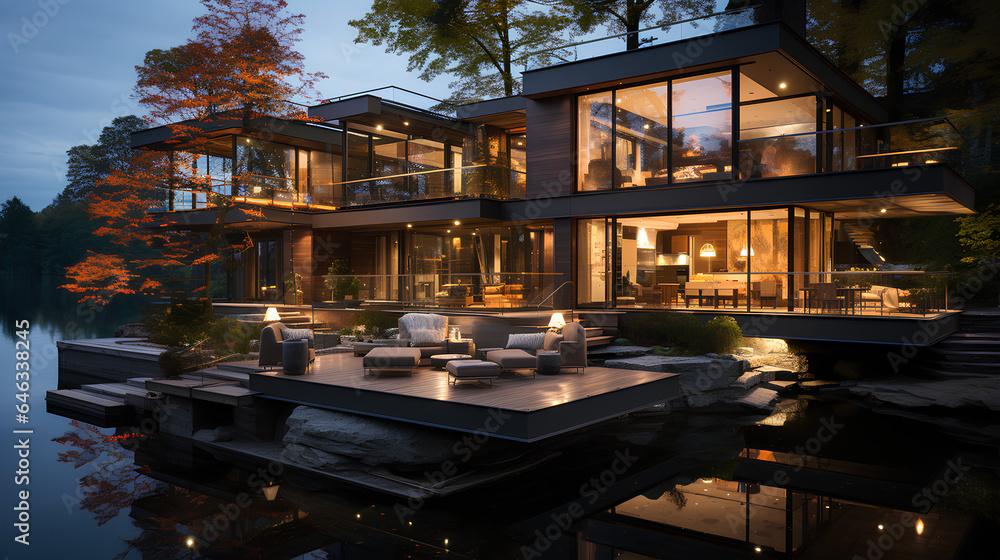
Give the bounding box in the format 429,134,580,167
248,352,680,442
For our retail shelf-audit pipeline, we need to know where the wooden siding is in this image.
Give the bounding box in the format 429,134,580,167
526,96,574,199
291,227,313,304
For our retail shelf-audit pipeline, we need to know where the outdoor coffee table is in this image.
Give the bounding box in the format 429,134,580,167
430,353,472,370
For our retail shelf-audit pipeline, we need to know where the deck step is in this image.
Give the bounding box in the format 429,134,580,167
586,335,616,347
181,368,251,384
127,377,154,388
216,362,265,373
80,382,149,401
46,389,134,427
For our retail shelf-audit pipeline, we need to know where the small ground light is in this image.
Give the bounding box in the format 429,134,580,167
186,537,195,547
356,513,361,519
916,519,925,534
755,546,762,553
878,524,884,530
444,538,449,546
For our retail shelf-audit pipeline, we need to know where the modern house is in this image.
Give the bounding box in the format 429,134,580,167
130,6,974,345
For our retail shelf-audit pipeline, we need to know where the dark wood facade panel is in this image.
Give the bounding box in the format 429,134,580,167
526,96,574,199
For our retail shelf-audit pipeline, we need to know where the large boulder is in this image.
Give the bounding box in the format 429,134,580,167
281,406,458,468
604,356,745,407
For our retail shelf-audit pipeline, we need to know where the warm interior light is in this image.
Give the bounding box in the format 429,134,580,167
454,220,460,225
643,123,650,129
263,307,280,322
880,208,887,213
446,229,451,233
403,121,410,126
375,125,383,130
406,224,412,228
636,228,654,249
779,82,787,89
678,251,688,265
548,312,567,331
916,518,924,535
262,483,279,501
699,243,716,258
740,246,755,257
925,159,939,164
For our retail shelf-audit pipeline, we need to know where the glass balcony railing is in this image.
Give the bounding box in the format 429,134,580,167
737,118,967,180
314,272,562,310
524,6,759,71
618,270,954,316
153,165,526,212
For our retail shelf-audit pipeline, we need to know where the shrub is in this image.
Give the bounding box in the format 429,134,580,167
349,309,397,341
206,317,261,355
620,312,742,355
702,316,743,354
147,298,213,347
326,259,360,300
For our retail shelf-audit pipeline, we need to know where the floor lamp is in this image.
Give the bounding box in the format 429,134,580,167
699,243,716,273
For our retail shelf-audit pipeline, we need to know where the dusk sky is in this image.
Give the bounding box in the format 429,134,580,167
0,0,456,211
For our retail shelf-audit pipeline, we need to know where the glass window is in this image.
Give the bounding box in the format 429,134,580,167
672,71,733,183
408,137,446,198
616,83,669,188
577,218,608,305
739,96,816,179
578,92,614,191
236,137,295,198
346,129,370,181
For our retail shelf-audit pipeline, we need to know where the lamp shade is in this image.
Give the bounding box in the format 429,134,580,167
263,307,281,322
262,483,279,501
699,243,716,258
548,312,567,329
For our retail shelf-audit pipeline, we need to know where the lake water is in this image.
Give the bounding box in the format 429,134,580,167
3,276,998,559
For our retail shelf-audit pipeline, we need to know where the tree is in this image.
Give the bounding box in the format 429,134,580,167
350,0,576,105
564,0,714,51
135,0,325,125
64,0,320,305
0,196,39,273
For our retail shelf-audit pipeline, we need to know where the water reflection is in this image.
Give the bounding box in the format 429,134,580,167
46,396,996,559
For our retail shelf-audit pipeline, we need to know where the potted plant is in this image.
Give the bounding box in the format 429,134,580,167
325,259,360,301
284,271,303,304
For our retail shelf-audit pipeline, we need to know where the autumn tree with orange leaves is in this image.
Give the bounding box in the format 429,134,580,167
63,0,324,305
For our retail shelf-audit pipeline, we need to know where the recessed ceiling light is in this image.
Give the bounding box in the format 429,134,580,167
643,124,649,129
880,208,887,213
447,229,451,233
403,121,410,126
779,82,787,89
376,125,383,130
406,224,412,228
616,98,622,103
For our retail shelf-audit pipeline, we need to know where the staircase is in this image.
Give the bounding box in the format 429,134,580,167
909,312,1000,378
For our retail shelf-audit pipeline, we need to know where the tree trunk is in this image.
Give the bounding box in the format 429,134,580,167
886,23,907,122
625,0,640,50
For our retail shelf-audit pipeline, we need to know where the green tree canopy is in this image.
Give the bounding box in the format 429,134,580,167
349,0,576,106
564,0,714,50
0,196,39,272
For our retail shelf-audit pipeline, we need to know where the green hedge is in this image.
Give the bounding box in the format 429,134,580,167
619,313,742,355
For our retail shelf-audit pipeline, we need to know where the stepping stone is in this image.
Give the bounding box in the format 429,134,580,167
734,387,779,410
730,369,775,390
754,365,797,381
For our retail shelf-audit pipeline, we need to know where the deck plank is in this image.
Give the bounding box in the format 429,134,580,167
247,353,680,441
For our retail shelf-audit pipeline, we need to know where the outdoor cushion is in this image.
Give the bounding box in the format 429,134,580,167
542,331,563,351
408,328,443,346
487,348,538,369
362,347,421,370
283,328,313,341
505,332,546,350
446,359,501,378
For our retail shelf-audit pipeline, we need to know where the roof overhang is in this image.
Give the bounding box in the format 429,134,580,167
309,95,472,141
522,21,887,123
131,116,342,152
456,96,527,130
510,164,974,220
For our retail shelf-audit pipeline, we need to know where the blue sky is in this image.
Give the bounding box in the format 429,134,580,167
0,0,455,211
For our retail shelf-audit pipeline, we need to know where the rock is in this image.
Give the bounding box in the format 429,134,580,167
848,377,1000,410
733,387,779,410
282,406,458,467
115,322,151,338
735,346,754,356
588,345,653,358
606,356,743,407
753,365,797,381
730,369,775,390
193,425,237,442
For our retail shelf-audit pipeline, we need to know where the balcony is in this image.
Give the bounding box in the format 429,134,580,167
155,165,525,212
738,118,966,180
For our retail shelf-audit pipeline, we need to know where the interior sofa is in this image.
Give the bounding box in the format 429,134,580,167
258,322,315,369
